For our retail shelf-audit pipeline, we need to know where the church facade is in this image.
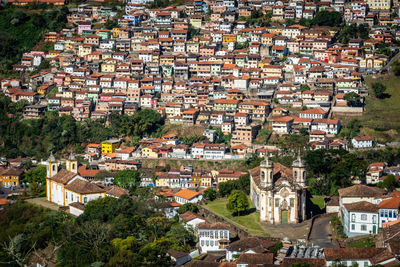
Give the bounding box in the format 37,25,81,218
250,154,307,224
46,153,106,207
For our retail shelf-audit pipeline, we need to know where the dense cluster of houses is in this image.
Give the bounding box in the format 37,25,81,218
2,0,399,148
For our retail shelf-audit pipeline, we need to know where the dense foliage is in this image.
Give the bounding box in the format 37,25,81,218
344,92,363,107
218,174,250,197
0,5,68,74
1,197,195,266
0,95,164,159
305,149,368,195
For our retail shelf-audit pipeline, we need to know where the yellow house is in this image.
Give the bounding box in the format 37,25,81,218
141,145,159,159
101,139,121,154
0,169,23,187
112,28,121,38
189,15,202,29
200,174,213,187
191,174,202,187
223,34,237,44
155,175,168,187
37,84,50,96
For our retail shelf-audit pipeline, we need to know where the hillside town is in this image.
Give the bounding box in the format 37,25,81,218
1,0,400,266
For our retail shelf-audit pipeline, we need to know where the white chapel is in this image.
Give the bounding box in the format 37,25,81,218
46,153,106,208
250,153,307,224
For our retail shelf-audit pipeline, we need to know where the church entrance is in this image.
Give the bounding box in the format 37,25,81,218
281,210,288,224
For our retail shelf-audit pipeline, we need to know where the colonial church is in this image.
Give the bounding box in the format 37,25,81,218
250,153,307,224
46,153,106,208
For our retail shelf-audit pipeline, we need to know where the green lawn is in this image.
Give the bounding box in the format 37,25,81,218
357,75,400,142
203,197,269,236
347,238,375,248
310,196,325,210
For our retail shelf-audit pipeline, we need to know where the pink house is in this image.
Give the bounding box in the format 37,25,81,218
78,23,91,35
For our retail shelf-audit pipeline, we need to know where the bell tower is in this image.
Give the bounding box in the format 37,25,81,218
46,153,58,178
260,152,274,187
292,151,306,187
66,152,78,174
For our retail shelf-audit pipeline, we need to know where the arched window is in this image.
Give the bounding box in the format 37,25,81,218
303,171,306,180
52,165,56,171
294,171,298,179
72,163,76,170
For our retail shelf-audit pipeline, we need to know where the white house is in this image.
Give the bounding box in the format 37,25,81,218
352,136,373,149
311,119,341,135
174,188,203,204
324,248,399,267
299,108,329,119
198,222,230,253
343,201,378,237
179,211,206,230
378,197,400,228
338,184,386,214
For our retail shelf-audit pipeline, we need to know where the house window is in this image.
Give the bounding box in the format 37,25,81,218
373,215,377,224
364,261,369,267
290,198,294,207
84,197,87,203
361,214,367,221
361,225,367,231
381,211,384,217
351,224,355,230
65,192,68,199
351,214,356,222
389,211,392,218
275,199,280,207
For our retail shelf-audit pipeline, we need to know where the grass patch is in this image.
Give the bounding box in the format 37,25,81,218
310,196,325,210
203,197,269,236
355,75,400,142
347,238,375,248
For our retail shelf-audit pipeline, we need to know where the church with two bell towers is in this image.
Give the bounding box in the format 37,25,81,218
250,153,307,224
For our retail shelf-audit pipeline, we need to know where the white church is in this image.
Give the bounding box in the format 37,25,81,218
46,153,106,215
250,153,307,224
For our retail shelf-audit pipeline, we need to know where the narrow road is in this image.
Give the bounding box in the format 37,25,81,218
308,215,338,248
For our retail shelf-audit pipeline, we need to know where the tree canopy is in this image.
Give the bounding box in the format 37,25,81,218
226,190,249,216
344,92,362,107
372,82,387,99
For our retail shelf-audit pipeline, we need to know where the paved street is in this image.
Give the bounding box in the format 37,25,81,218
308,215,339,248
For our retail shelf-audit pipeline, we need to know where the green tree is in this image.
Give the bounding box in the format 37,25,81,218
23,165,46,184
300,84,310,92
226,190,249,216
218,180,236,197
177,203,198,214
377,174,397,192
312,10,342,26
372,82,387,99
114,170,140,190
344,92,362,107
203,188,217,201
